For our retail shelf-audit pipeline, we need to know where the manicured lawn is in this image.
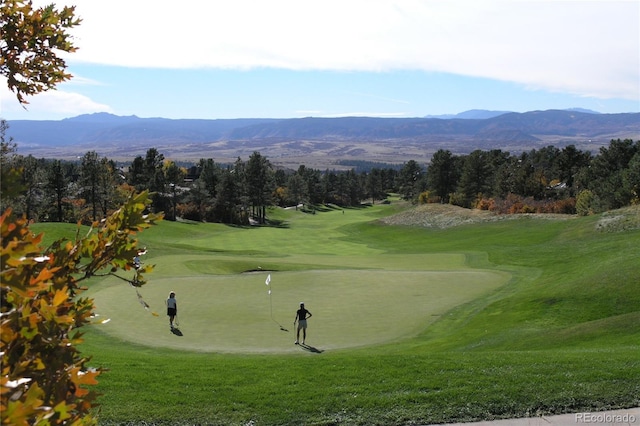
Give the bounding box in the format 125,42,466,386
87,260,508,353
32,203,640,425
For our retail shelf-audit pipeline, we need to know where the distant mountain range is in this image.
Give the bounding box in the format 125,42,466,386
6,109,639,167
423,108,600,120
424,109,514,119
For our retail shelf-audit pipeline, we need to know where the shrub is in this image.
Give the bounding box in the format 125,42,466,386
449,192,466,208
551,198,576,214
576,190,597,216
475,197,495,211
178,202,203,221
418,191,430,204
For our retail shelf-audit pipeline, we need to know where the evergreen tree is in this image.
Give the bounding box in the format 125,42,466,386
45,159,68,222
196,158,219,199
79,151,100,221
457,150,492,208
246,152,273,223
426,149,459,203
398,160,423,201
128,156,146,190
214,167,242,224
557,145,591,195
287,173,308,209
366,168,385,204
580,139,639,210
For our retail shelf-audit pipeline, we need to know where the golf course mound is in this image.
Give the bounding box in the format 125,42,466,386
595,204,640,232
89,267,509,353
380,203,575,229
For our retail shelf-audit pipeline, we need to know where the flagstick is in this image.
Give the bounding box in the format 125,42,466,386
269,287,274,322
265,273,288,332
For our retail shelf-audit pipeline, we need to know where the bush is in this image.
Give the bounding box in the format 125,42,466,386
418,191,430,204
551,198,576,214
178,202,203,221
476,194,576,215
576,190,597,216
449,192,466,208
475,197,495,211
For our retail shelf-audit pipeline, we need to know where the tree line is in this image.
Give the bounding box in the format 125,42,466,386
2,121,639,224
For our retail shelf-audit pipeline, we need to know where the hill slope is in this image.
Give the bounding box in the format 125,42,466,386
7,110,639,165
373,203,640,351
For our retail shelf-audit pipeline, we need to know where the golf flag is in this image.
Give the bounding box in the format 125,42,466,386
265,274,271,286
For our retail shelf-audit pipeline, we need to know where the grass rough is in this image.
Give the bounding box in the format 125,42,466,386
30,202,640,425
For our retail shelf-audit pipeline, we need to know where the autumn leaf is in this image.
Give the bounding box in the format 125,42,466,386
52,288,68,307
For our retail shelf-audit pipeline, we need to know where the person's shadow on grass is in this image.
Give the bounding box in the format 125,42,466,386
300,343,323,353
171,327,183,336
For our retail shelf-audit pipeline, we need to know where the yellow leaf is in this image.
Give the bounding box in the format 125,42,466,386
53,401,72,421
53,288,68,307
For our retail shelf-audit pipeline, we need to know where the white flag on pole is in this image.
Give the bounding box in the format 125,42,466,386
265,274,271,286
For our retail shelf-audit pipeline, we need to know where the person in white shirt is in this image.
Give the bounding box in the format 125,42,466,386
166,291,177,329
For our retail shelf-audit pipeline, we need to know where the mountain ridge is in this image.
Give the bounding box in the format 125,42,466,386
6,109,639,166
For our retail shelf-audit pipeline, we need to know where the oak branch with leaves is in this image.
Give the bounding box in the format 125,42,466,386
0,0,81,104
1,191,162,425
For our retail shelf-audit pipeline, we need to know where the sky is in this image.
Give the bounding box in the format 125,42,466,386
1,0,639,121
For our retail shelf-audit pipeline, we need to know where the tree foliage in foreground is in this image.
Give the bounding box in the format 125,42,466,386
1,192,162,425
0,0,81,104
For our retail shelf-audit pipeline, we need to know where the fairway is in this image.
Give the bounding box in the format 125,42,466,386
29,203,640,424
88,253,509,353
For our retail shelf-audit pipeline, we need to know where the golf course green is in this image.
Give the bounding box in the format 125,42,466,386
32,201,640,425
90,256,509,353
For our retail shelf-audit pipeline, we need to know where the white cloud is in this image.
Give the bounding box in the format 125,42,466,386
31,0,640,101
0,85,112,120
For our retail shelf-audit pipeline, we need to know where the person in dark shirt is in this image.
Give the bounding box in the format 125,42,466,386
294,302,312,345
